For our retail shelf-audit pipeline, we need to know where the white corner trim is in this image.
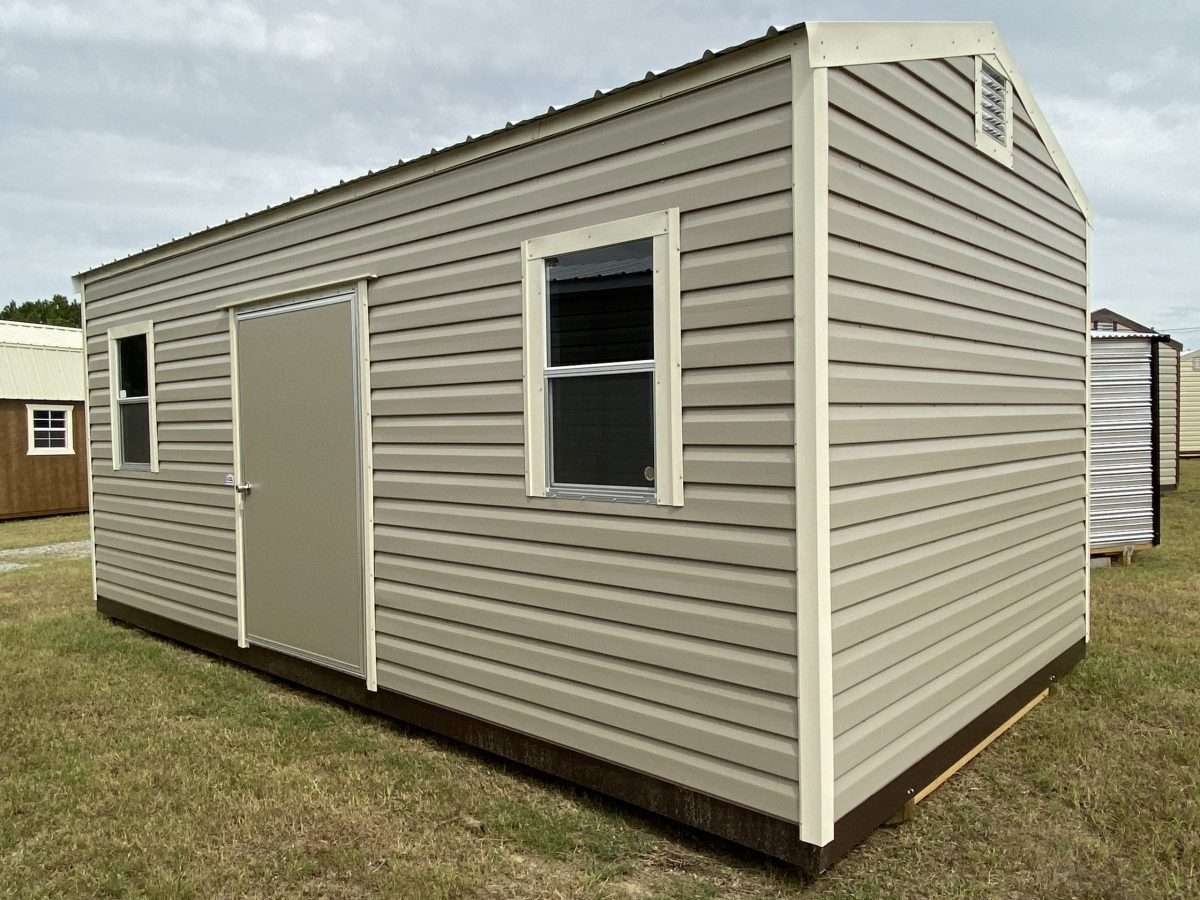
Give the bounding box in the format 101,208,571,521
80,281,99,607
522,209,683,507
1083,223,1092,643
228,308,248,649
25,403,75,455
355,278,379,691
974,54,1014,168
106,319,159,473
792,45,835,848
804,20,1091,222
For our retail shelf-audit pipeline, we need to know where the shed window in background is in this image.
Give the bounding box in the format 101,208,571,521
26,405,73,455
522,210,683,506
107,322,159,471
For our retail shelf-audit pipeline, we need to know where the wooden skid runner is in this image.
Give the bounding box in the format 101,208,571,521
888,689,1048,824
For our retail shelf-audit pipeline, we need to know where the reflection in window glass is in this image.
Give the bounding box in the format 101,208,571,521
118,334,148,398
547,238,653,367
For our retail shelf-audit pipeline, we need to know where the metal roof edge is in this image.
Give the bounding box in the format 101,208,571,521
73,18,1091,286
74,21,808,286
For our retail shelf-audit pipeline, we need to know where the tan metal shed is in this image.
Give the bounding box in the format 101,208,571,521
71,20,1090,873
1182,349,1200,458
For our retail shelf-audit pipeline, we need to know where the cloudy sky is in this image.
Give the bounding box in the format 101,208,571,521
2,1,1197,344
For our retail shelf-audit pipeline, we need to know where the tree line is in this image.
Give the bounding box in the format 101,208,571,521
1,294,81,328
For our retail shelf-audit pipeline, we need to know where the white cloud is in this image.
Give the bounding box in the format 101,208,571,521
0,0,1198,331
0,0,385,61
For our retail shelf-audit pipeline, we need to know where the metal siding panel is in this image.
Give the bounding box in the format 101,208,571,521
374,553,794,653
373,608,795,736
827,60,1087,816
1089,336,1155,546
372,500,795,570
372,473,795,530
374,582,794,696
375,658,799,821
82,63,799,822
1158,344,1179,488
1182,353,1200,455
827,66,1085,237
835,622,1081,817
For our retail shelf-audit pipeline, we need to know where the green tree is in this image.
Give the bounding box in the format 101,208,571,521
0,294,81,327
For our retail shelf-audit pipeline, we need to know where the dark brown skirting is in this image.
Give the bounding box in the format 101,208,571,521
97,595,1085,875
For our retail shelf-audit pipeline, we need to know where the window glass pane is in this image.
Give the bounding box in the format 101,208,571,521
118,334,149,398
547,238,653,367
120,401,152,465
33,410,50,425
48,410,65,426
550,372,653,489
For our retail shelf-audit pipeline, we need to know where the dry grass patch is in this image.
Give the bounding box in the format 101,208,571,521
2,470,1199,898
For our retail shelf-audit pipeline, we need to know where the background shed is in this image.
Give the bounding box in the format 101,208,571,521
1089,331,1162,552
1091,308,1180,490
0,322,88,520
1182,349,1200,458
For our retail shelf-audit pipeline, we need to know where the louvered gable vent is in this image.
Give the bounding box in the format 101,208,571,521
980,63,1008,144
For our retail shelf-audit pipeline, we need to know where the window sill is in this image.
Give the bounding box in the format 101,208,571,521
544,487,657,505
27,448,74,457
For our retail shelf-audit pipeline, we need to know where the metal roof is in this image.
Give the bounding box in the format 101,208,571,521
0,322,85,401
73,18,1089,286
1091,308,1182,350
1091,331,1167,341
74,22,805,282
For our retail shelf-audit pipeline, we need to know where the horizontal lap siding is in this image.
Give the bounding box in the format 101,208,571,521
83,62,799,822
369,62,799,822
826,58,1088,817
87,306,237,638
1183,353,1200,457
1159,345,1178,488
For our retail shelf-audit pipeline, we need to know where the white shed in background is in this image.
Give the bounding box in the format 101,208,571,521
1089,332,1163,553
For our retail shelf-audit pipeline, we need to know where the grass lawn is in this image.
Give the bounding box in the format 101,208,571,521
0,513,89,551
1,472,1198,899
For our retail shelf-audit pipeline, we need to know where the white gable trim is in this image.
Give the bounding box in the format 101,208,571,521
805,21,1091,222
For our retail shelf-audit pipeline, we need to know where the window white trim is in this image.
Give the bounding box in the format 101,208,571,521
26,403,74,456
107,320,159,472
974,54,1014,167
522,209,683,507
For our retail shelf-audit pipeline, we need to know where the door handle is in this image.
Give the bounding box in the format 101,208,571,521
235,482,253,496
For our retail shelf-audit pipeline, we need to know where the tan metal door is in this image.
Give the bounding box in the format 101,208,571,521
236,293,365,675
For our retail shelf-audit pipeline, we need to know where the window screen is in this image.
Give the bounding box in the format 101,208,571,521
116,333,152,466
544,238,656,495
31,408,69,450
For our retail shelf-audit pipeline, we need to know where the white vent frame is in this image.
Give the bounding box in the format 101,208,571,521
974,54,1014,167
